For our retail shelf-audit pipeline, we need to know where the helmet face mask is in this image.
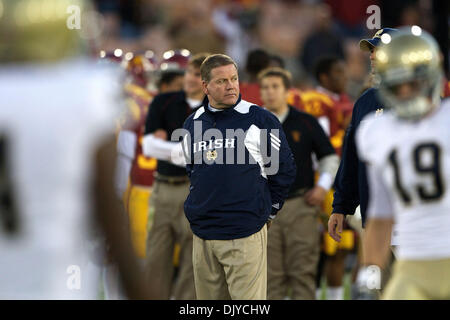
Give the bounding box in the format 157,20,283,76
375,27,443,121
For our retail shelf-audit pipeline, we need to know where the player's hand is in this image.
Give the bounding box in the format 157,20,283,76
153,129,168,141
266,220,272,230
305,186,327,206
328,213,344,242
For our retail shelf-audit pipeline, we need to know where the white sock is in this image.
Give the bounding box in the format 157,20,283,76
103,264,126,300
315,288,322,300
327,286,344,300
83,261,103,299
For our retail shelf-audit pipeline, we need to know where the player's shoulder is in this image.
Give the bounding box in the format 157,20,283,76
0,59,122,137
431,98,450,134
438,98,450,116
300,90,333,105
359,108,396,139
356,110,396,162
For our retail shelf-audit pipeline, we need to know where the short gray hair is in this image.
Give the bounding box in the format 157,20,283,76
200,54,238,83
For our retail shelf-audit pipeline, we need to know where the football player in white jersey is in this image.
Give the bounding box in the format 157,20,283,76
355,26,450,299
0,0,153,299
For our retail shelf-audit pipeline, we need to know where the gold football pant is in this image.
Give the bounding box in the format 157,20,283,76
382,258,450,300
123,184,153,259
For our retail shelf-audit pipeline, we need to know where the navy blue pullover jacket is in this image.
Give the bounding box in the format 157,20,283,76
332,88,383,227
182,95,296,240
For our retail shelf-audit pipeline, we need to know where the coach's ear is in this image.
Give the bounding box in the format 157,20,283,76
202,80,209,95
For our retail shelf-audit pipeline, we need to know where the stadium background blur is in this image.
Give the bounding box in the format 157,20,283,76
94,0,449,300
1,0,449,300
92,0,449,98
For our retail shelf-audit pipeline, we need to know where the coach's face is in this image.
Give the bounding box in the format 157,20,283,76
203,64,239,109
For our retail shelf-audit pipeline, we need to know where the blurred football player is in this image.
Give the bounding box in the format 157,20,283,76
99,49,125,64
160,49,191,72
115,50,189,262
304,56,356,300
108,51,160,299
239,49,271,106
356,27,450,299
123,51,158,92
0,0,153,299
291,57,352,156
116,53,159,258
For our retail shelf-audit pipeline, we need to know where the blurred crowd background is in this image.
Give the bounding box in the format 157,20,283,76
1,0,449,301
91,0,449,100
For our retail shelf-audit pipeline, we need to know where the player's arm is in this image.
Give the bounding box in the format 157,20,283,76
115,130,137,198
356,162,394,297
361,162,394,267
305,114,339,206
363,218,393,268
94,135,157,299
329,105,361,241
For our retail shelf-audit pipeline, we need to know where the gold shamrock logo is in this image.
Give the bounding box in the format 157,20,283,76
206,150,218,161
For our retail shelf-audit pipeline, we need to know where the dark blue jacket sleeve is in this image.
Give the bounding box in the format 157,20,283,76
263,113,297,218
332,88,383,222
332,98,361,215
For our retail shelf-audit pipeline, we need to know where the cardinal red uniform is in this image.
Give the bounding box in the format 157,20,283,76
119,82,156,258
291,88,349,155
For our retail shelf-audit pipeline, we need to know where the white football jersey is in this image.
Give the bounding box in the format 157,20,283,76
356,99,450,260
0,59,122,299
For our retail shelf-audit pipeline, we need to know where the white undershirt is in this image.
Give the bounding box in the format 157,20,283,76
186,98,202,109
208,104,224,112
275,109,289,123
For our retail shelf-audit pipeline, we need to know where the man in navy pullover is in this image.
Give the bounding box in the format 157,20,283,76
181,54,296,300
328,28,397,241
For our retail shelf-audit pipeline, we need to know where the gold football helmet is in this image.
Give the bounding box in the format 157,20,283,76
375,26,443,120
0,0,94,63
